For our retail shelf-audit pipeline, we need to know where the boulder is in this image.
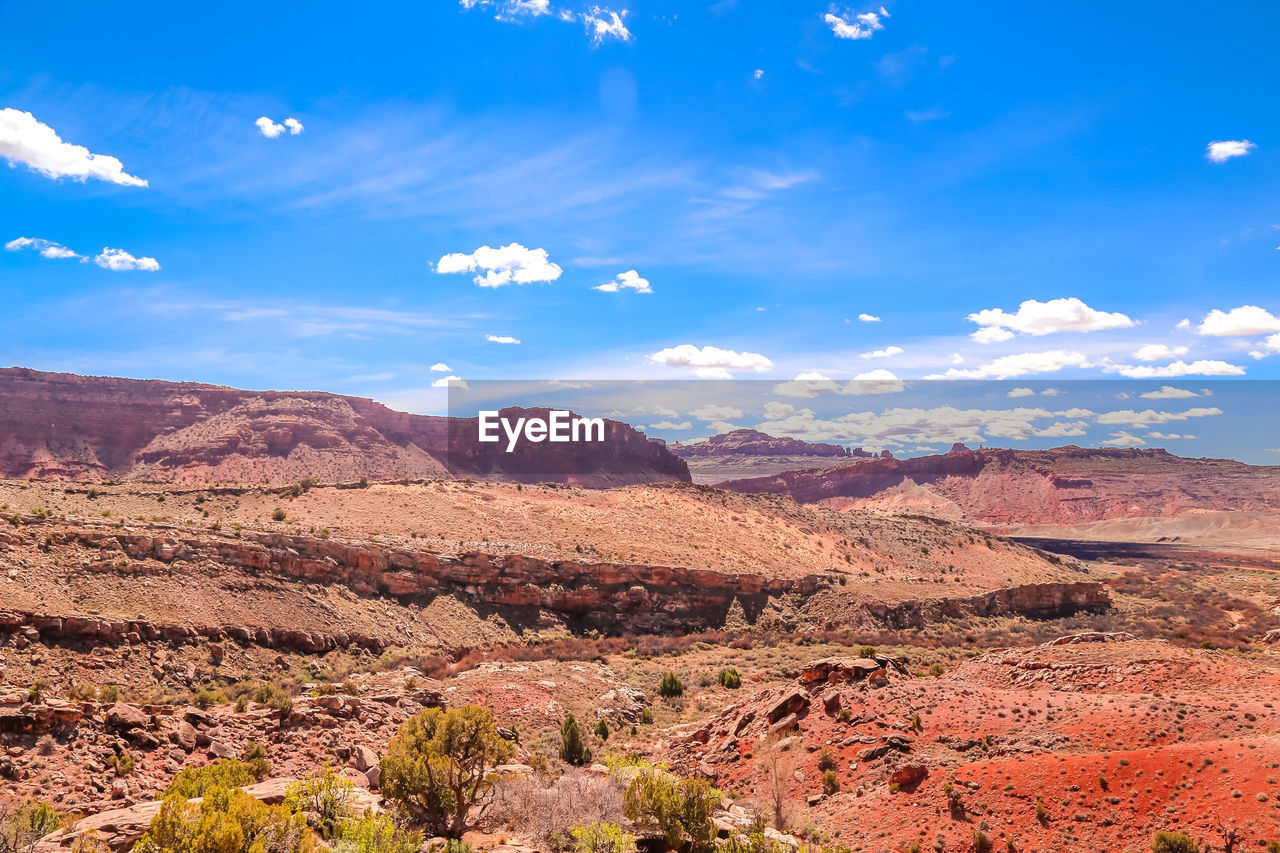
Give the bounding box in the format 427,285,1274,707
104,703,149,731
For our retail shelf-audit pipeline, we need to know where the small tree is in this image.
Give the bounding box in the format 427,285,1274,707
658,671,684,699
571,822,635,853
594,719,610,742
717,668,741,689
335,811,422,853
0,801,61,853
623,769,722,853
560,714,593,766
380,706,514,838
284,764,356,838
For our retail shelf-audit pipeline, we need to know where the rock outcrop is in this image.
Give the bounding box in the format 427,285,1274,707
0,368,690,487
671,429,869,459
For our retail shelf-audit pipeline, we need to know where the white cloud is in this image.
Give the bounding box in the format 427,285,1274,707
690,404,743,422
928,350,1090,380
486,334,521,344
753,69,764,80
0,108,147,187
93,247,160,272
859,345,903,359
431,375,465,388
584,6,632,42
283,117,304,135
5,236,82,260
857,313,881,323
851,369,905,394
255,117,286,138
429,362,451,372
1006,387,1035,398
1134,344,1188,361
437,243,562,288
593,269,651,293
650,344,772,378
1146,431,1197,440
650,420,692,430
1196,305,1280,336
756,404,1070,447
764,401,796,419
1205,140,1255,163
1105,359,1245,378
1176,318,1191,329
1102,430,1146,447
1094,407,1223,427
1139,385,1200,400
824,7,887,40
967,297,1134,341
1040,388,1063,396
1035,421,1089,438
772,369,903,398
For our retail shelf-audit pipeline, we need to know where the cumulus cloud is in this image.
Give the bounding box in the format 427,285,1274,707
1205,140,1255,163
824,6,887,40
1196,305,1280,337
93,248,160,271
756,404,1073,448
254,116,304,138
1134,344,1188,361
928,350,1090,380
1094,407,1223,427
593,269,651,293
857,313,881,323
772,369,903,398
584,6,632,42
1104,359,1245,378
650,344,772,379
1140,386,1200,400
486,334,521,344
437,243,562,288
966,297,1133,341
1102,430,1146,447
431,375,465,388
0,108,147,187
859,345,903,359
1146,431,1197,440
690,404,743,422
429,362,451,372
5,237,82,260
1006,387,1035,398
649,420,692,430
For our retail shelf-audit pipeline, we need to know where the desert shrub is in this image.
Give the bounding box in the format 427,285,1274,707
594,719,610,743
272,507,287,521
821,770,840,795
285,764,356,838
718,831,790,853
334,812,422,853
570,822,635,853
927,663,945,677
856,646,877,659
623,768,722,853
381,705,514,838
241,742,272,781
1151,832,1200,853
66,684,97,701
560,715,593,766
193,688,222,709
658,672,684,699
27,681,46,703
98,685,123,703
163,759,259,799
816,749,836,772
972,829,993,853
0,801,61,853
107,752,136,777
717,668,741,689
339,680,360,696
489,769,626,851
638,707,654,725
134,785,314,853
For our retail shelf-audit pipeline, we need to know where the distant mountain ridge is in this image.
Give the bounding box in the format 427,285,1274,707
670,428,879,459
0,367,690,486
717,444,1280,526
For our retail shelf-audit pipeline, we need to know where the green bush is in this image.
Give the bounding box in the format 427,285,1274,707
0,801,61,853
594,719,610,742
820,769,840,794
658,672,684,699
623,768,722,853
284,764,356,838
272,507,287,521
134,785,314,853
241,742,272,781
380,705,515,838
108,752,136,777
1151,832,1200,853
638,707,654,725
560,714,593,766
972,830,993,853
856,646,877,659
717,668,741,689
570,822,636,853
335,812,422,853
163,759,259,799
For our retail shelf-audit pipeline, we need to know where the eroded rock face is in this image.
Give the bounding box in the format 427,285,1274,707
0,368,690,487
671,429,868,459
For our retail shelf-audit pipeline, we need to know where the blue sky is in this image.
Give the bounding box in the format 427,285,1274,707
3,1,1279,426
